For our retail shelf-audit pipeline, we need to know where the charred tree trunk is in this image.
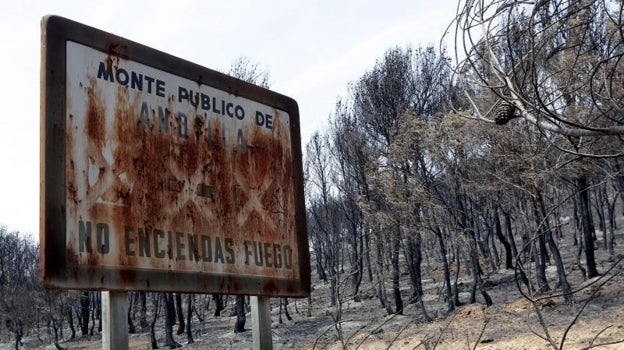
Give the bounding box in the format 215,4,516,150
494,208,513,269
435,227,454,313
128,293,136,334
67,306,76,339
163,293,180,348
536,189,573,304
607,186,617,258
234,295,246,332
8,320,24,350
453,190,470,307
315,247,328,282
530,197,550,294
186,294,194,344
375,232,393,315
484,220,499,271
503,211,519,258
175,294,185,335
573,199,581,246
96,292,102,333
364,230,373,282
391,228,403,315
212,294,224,317
349,219,364,302
80,291,89,336
149,294,160,349
51,317,66,350
329,267,339,308
404,228,432,320
87,292,101,335
577,176,600,278
452,245,462,307
278,298,285,324
139,292,148,330
282,298,292,321
593,185,607,242
405,232,423,302
615,164,624,216
89,295,96,336
490,225,500,270
532,239,550,294
464,229,493,306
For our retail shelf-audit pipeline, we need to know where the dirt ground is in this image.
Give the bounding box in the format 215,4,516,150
3,225,624,349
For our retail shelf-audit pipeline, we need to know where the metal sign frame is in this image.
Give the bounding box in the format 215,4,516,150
41,15,310,297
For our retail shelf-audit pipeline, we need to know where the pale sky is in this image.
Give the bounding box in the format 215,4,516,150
0,0,456,236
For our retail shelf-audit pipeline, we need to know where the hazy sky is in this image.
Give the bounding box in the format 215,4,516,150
0,0,456,235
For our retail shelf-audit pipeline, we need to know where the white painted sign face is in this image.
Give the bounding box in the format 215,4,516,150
42,16,309,296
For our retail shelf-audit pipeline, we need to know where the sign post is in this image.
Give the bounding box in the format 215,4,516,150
41,15,310,348
251,296,273,350
102,291,129,350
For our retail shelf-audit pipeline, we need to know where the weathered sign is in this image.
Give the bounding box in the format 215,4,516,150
41,16,310,296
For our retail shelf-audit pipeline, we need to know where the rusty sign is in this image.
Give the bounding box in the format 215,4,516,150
40,16,310,297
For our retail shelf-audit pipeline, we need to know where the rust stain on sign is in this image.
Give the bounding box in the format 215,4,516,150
42,16,309,297
66,41,298,281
